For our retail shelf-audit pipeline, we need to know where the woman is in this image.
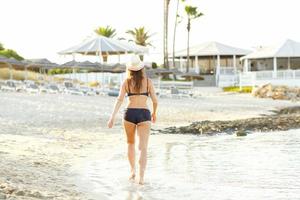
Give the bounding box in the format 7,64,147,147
107,55,158,185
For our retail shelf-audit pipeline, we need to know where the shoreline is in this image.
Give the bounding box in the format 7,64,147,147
159,106,300,135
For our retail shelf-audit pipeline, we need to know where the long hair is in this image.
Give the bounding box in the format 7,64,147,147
127,68,144,92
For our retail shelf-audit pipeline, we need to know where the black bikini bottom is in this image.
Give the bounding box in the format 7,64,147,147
124,108,151,124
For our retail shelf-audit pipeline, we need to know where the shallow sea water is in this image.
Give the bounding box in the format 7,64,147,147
74,130,300,200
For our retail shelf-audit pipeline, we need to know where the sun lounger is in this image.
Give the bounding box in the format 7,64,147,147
64,87,84,96
25,83,39,93
79,86,97,96
107,88,119,97
46,84,60,94
1,80,16,92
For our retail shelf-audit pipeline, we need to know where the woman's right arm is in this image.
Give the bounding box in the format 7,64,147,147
107,80,127,128
149,79,158,123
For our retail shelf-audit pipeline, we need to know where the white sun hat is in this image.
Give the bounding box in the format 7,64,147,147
126,54,145,71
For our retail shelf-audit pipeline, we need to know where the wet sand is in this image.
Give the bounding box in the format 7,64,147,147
0,91,300,199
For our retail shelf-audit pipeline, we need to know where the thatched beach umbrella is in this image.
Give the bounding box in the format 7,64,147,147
60,60,99,69
181,71,203,81
24,58,58,81
153,68,174,75
149,68,174,90
169,68,183,75
60,60,100,83
93,63,118,73
0,56,27,80
93,63,127,86
25,58,58,69
110,63,126,73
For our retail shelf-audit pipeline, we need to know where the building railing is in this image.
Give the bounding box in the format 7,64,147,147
219,67,236,76
217,69,300,87
239,69,300,87
243,70,300,80
218,74,239,87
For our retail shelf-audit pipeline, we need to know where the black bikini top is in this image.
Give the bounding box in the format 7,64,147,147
127,78,149,97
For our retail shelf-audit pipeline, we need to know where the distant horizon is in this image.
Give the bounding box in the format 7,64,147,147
1,0,300,64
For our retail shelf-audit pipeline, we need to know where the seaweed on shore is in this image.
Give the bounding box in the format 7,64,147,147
159,106,300,135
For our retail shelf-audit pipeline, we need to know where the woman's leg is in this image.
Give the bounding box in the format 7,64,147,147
123,120,137,180
136,121,151,184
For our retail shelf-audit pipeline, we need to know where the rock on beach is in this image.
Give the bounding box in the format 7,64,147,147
160,106,300,135
252,84,300,101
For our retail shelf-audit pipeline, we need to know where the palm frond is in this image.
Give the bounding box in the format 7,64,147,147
125,27,154,47
94,25,117,38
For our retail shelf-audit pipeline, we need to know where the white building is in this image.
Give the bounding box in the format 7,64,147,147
239,39,300,87
171,41,250,86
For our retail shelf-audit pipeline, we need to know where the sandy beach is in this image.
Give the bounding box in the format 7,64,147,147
1,91,300,199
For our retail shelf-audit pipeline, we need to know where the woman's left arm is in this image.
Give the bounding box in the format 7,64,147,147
107,80,127,128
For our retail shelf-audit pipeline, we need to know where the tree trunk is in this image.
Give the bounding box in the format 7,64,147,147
172,0,180,69
103,55,108,63
186,18,191,73
163,0,170,69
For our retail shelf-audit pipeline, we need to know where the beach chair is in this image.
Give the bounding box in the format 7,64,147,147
25,83,39,94
170,87,182,99
46,84,60,94
1,80,16,92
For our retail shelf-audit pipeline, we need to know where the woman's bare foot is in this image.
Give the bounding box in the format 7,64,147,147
129,170,136,180
138,177,144,185
138,168,145,185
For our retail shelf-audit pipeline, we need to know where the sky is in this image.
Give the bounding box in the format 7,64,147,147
1,0,300,64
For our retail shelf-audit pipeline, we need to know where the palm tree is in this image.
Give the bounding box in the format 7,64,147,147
94,26,117,38
163,0,170,69
185,5,203,72
172,0,185,69
126,27,153,47
126,27,153,61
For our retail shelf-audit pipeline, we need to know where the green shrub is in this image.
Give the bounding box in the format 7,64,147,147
0,49,24,60
161,77,172,81
48,68,70,75
62,68,70,74
152,62,158,69
55,68,63,74
48,69,57,75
